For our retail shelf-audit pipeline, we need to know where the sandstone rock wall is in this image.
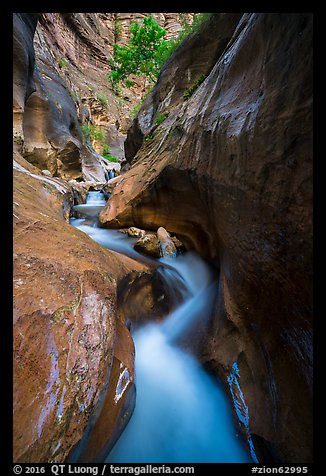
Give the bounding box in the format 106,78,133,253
11,13,139,462
13,153,149,462
13,156,178,463
12,12,195,462
13,13,107,181
124,13,242,161
99,13,313,463
14,13,193,180
14,11,313,463
13,14,39,145
31,13,194,168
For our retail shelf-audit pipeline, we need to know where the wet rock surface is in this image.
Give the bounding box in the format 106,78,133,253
133,233,161,259
13,11,205,464
124,13,242,162
127,227,146,239
99,13,313,462
30,13,194,172
68,319,136,463
117,270,179,331
13,11,313,464
13,159,147,462
157,227,177,258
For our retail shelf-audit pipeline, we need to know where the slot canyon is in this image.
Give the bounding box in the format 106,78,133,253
13,12,312,465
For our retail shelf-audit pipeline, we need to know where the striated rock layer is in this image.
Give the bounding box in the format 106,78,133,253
31,13,194,167
13,13,106,181
14,13,193,180
99,13,313,463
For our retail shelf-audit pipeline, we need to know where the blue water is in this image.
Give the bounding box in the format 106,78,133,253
105,322,251,463
71,191,254,463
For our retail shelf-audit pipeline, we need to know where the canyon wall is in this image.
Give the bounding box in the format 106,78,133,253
18,13,194,177
13,11,313,463
12,12,167,462
13,13,106,181
13,12,195,462
99,13,313,463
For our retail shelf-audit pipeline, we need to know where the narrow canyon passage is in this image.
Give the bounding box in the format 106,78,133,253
12,12,313,464
70,191,254,463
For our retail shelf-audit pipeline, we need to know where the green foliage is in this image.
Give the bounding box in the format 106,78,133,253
81,124,105,143
109,15,167,87
96,92,108,106
58,57,69,69
154,112,168,126
187,13,211,30
102,144,111,155
131,102,141,118
130,87,152,119
114,18,123,42
155,13,211,70
108,13,211,97
103,154,120,163
125,79,134,88
182,74,207,100
102,145,119,162
108,70,122,96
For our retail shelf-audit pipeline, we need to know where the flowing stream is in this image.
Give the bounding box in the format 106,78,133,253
70,191,253,463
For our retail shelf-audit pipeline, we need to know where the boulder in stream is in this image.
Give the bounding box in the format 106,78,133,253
157,227,177,258
127,227,146,239
171,236,186,253
134,233,161,258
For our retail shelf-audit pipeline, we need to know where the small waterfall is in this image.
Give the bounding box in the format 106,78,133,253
70,191,253,463
72,190,107,218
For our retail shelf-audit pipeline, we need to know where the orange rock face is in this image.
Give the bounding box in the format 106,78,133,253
13,11,313,464
69,319,136,463
28,13,195,174
13,159,146,462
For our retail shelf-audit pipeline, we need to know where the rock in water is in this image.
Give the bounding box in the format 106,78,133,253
134,234,161,258
171,236,185,253
41,169,52,176
157,227,177,258
127,227,146,238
